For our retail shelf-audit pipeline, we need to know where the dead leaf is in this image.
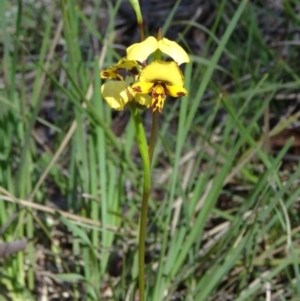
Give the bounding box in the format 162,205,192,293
0,238,28,258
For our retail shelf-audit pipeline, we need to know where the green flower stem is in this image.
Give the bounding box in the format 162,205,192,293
129,102,150,301
138,22,145,42
148,110,159,165
128,0,144,41
128,3,148,300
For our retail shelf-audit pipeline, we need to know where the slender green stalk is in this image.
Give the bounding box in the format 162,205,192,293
127,2,150,299
148,111,159,164
128,0,144,41
129,103,150,301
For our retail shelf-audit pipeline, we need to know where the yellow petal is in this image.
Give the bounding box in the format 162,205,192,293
100,67,120,80
152,84,165,95
158,38,190,65
126,36,158,62
134,93,152,107
129,85,152,106
140,61,184,86
152,94,166,113
116,57,141,74
165,84,188,97
101,57,141,80
101,81,132,110
151,84,166,112
131,81,154,94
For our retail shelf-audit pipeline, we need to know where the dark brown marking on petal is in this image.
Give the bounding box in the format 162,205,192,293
102,71,109,77
132,86,142,92
177,92,186,97
117,69,127,80
151,100,158,113
130,67,139,75
151,102,162,113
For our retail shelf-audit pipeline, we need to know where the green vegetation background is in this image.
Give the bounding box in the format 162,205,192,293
1,0,300,300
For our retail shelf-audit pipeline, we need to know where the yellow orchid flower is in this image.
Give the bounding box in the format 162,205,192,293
131,60,187,112
100,36,189,111
100,57,151,110
127,36,190,66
